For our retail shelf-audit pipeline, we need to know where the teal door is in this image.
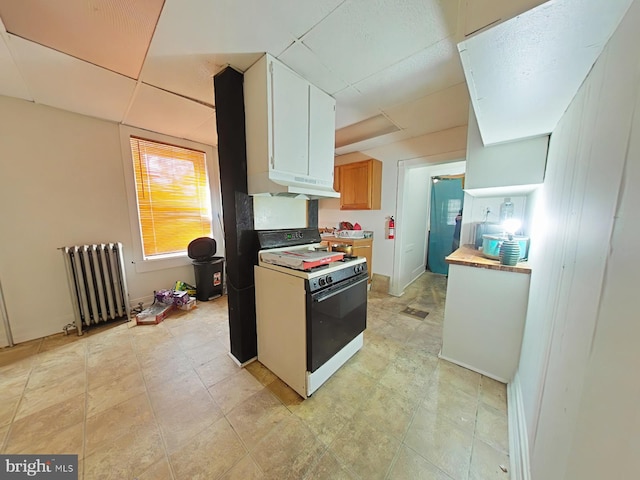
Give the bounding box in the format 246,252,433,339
427,177,464,275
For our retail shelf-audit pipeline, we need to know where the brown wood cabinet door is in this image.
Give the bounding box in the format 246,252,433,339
339,161,371,209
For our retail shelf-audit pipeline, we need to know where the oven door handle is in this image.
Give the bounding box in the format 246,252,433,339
312,275,368,303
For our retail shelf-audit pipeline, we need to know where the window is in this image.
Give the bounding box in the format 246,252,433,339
129,136,213,259
446,198,463,226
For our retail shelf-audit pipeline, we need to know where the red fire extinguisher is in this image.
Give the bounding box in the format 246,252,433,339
388,216,395,239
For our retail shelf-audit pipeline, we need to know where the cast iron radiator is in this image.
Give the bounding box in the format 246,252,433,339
61,242,131,335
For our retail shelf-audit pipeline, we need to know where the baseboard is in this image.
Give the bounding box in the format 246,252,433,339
508,373,531,480
437,352,509,384
229,352,257,368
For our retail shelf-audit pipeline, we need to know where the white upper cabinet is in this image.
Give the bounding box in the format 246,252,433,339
308,84,336,182
244,54,339,198
464,103,549,195
270,59,309,176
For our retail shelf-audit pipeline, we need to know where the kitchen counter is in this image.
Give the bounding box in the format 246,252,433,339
445,244,531,274
441,244,532,383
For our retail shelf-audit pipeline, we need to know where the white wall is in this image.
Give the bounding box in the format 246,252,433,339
0,96,221,344
515,1,640,477
253,196,308,229
564,61,640,480
459,193,528,246
398,166,430,289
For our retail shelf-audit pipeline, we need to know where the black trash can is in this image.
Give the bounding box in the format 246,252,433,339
188,237,224,301
192,257,224,301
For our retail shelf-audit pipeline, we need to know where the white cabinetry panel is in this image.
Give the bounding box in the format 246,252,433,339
244,53,338,197
308,84,336,182
271,59,309,176
465,103,549,192
441,264,530,383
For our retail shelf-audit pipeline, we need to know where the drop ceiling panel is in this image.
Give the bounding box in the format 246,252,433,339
333,86,384,130
0,0,163,78
7,34,136,122
384,82,469,136
460,0,634,145
188,113,218,147
141,52,262,106
463,0,548,37
148,0,293,58
334,130,410,156
353,37,465,111
0,31,31,100
124,83,215,142
278,42,348,95
363,125,468,162
302,0,459,85
266,0,346,38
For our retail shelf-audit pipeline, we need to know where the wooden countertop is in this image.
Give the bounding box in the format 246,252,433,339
446,244,532,274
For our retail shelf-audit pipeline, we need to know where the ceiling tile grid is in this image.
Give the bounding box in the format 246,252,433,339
264,0,346,39
147,0,294,57
0,22,32,101
332,85,387,130
301,0,459,85
352,37,465,113
383,82,470,134
123,83,215,142
0,0,163,79
0,0,629,157
188,113,218,147
6,33,137,123
278,41,349,95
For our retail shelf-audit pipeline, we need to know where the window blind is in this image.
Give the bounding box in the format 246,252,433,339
130,136,213,259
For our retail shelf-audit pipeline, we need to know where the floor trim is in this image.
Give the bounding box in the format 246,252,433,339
508,373,531,480
438,352,509,383
229,352,257,368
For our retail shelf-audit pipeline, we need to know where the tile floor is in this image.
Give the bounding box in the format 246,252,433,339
0,272,510,480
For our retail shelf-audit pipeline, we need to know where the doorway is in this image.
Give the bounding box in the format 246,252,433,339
390,159,465,297
426,175,464,275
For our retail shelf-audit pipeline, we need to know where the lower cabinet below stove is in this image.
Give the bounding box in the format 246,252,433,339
254,264,367,398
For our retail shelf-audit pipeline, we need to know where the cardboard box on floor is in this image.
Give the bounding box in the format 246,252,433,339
136,303,174,325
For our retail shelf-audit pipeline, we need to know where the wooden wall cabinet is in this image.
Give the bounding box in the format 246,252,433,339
334,158,382,210
322,237,373,283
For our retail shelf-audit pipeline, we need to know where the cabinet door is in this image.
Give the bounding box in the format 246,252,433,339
340,162,372,209
270,59,309,175
308,85,336,183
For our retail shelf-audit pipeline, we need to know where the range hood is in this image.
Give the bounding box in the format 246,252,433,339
247,168,340,200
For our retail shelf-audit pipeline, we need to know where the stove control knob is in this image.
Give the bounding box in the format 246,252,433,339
326,276,333,284
319,278,326,286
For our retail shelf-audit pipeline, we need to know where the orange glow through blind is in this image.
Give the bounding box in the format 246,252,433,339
130,137,213,258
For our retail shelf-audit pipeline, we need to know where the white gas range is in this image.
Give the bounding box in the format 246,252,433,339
254,228,368,398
